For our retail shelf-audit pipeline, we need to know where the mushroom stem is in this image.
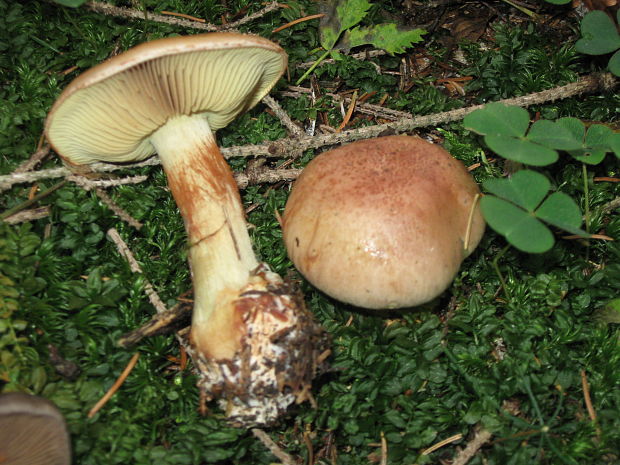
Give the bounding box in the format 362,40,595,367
151,114,259,360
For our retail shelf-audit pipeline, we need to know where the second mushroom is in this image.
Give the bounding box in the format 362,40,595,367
45,33,328,426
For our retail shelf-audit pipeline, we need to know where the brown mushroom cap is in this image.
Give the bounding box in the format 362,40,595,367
0,392,71,465
281,135,485,309
45,32,287,165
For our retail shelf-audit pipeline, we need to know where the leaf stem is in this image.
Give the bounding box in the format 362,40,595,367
582,163,591,234
295,49,331,85
0,180,66,221
492,244,512,301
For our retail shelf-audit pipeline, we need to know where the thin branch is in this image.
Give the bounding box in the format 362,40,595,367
14,143,50,173
282,87,413,121
1,73,615,191
451,428,492,465
107,228,169,315
117,301,191,348
71,176,143,229
421,433,464,455
84,1,281,32
262,95,305,137
66,174,148,188
235,167,302,189
602,196,620,213
227,2,281,30
88,352,140,418
251,429,297,465
85,1,219,31
2,206,50,225
580,369,602,441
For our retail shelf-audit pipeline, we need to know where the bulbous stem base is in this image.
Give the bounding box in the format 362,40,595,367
183,263,330,427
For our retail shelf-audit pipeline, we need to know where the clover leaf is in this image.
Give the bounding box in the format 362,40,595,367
575,10,620,77
481,170,587,253
554,118,616,164
464,104,560,166
465,104,619,166
575,10,620,55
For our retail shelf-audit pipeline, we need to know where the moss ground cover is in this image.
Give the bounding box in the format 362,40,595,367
1,0,619,463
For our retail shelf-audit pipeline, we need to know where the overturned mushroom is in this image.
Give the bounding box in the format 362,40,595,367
282,135,485,309
0,392,71,465
45,33,328,426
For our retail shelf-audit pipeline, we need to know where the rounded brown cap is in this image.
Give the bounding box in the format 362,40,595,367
0,392,71,465
45,32,287,165
282,135,485,309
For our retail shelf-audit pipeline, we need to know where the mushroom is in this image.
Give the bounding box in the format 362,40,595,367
0,392,71,465
281,135,485,309
44,33,328,426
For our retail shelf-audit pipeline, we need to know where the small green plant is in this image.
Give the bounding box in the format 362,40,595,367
575,10,620,77
295,0,425,84
464,103,619,253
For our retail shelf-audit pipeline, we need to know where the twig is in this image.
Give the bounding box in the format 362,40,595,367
262,95,305,137
282,87,413,121
85,1,219,31
88,352,140,418
336,90,357,132
14,143,50,173
117,301,192,348
1,180,66,220
107,228,169,315
272,13,324,34
451,428,492,465
226,2,281,30
2,206,50,225
580,369,602,441
1,73,615,191
160,10,206,23
71,176,143,229
85,1,280,32
602,196,620,213
421,433,463,455
251,428,296,465
66,174,148,188
380,432,388,465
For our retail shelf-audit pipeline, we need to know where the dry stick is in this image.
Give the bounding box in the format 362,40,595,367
107,228,169,315
262,95,305,137
421,433,464,456
272,13,325,34
451,428,492,465
380,432,388,465
225,2,281,30
86,1,218,31
1,72,615,191
580,369,602,441
160,10,206,23
71,176,143,229
3,207,51,225
602,196,620,213
65,174,148,189
14,143,50,173
282,87,413,121
88,352,140,418
336,90,358,132
118,302,191,348
85,1,280,32
251,428,296,465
